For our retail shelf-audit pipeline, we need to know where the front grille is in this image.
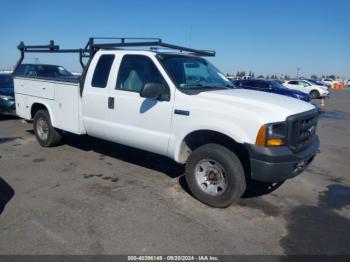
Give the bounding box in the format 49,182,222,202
287,109,319,152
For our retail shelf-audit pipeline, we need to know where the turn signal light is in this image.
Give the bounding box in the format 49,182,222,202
266,138,284,146
255,126,266,146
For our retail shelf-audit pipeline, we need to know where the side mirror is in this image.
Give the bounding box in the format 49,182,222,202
140,83,164,100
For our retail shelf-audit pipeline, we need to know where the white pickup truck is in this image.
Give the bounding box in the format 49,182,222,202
13,38,320,207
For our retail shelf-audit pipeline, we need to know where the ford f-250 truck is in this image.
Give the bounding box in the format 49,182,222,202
13,38,320,207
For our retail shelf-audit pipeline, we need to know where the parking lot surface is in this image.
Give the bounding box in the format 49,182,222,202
0,90,349,255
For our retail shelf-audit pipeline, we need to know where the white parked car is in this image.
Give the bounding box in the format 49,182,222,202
283,79,329,99
321,78,336,87
13,38,320,208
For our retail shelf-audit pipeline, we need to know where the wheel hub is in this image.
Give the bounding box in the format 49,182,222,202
206,168,222,184
37,118,49,141
195,159,228,196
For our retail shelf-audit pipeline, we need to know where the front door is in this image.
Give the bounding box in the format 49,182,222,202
107,54,173,156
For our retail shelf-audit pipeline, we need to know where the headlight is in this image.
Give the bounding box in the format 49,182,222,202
0,95,13,101
256,122,287,147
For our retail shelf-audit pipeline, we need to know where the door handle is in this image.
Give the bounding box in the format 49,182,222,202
108,97,115,109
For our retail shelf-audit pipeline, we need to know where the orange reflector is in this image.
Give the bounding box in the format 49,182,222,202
267,138,284,146
255,126,266,146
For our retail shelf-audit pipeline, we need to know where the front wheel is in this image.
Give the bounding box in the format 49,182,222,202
33,110,62,147
185,144,246,208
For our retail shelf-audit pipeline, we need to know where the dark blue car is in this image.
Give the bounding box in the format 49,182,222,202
14,64,78,82
0,73,16,115
232,79,311,102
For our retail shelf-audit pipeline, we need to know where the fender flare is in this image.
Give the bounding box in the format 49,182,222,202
30,101,56,127
172,124,252,163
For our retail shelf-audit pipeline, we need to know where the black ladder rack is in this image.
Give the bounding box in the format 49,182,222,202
15,37,216,71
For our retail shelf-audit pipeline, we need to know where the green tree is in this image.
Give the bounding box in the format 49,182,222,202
257,75,264,79
266,75,270,79
310,75,318,80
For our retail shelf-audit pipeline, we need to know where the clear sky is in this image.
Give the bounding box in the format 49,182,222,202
0,0,349,78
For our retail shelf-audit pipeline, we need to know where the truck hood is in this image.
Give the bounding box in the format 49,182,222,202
196,88,315,122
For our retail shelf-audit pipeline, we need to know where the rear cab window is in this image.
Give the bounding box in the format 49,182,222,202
92,55,115,88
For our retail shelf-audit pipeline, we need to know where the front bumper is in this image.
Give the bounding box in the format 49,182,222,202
0,98,16,115
246,137,320,183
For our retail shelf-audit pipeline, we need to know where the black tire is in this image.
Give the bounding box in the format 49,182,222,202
185,144,246,208
33,110,62,147
310,90,320,99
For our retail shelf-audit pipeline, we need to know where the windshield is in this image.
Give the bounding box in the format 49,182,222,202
0,75,14,89
161,56,234,90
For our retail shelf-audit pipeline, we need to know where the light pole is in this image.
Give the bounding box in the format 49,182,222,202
189,25,192,48
297,67,300,78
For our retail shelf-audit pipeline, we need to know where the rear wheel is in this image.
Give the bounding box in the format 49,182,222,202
33,110,62,147
310,90,320,99
185,144,246,208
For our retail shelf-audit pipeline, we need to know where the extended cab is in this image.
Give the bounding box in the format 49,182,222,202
13,38,320,207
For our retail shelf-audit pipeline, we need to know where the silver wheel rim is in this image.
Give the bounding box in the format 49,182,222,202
37,117,49,141
194,159,228,196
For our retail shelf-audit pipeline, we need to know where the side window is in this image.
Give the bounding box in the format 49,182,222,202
257,82,269,89
15,65,26,76
243,81,254,87
246,81,265,88
248,81,261,88
298,81,309,86
289,81,298,85
91,55,115,88
27,65,37,77
116,55,167,93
